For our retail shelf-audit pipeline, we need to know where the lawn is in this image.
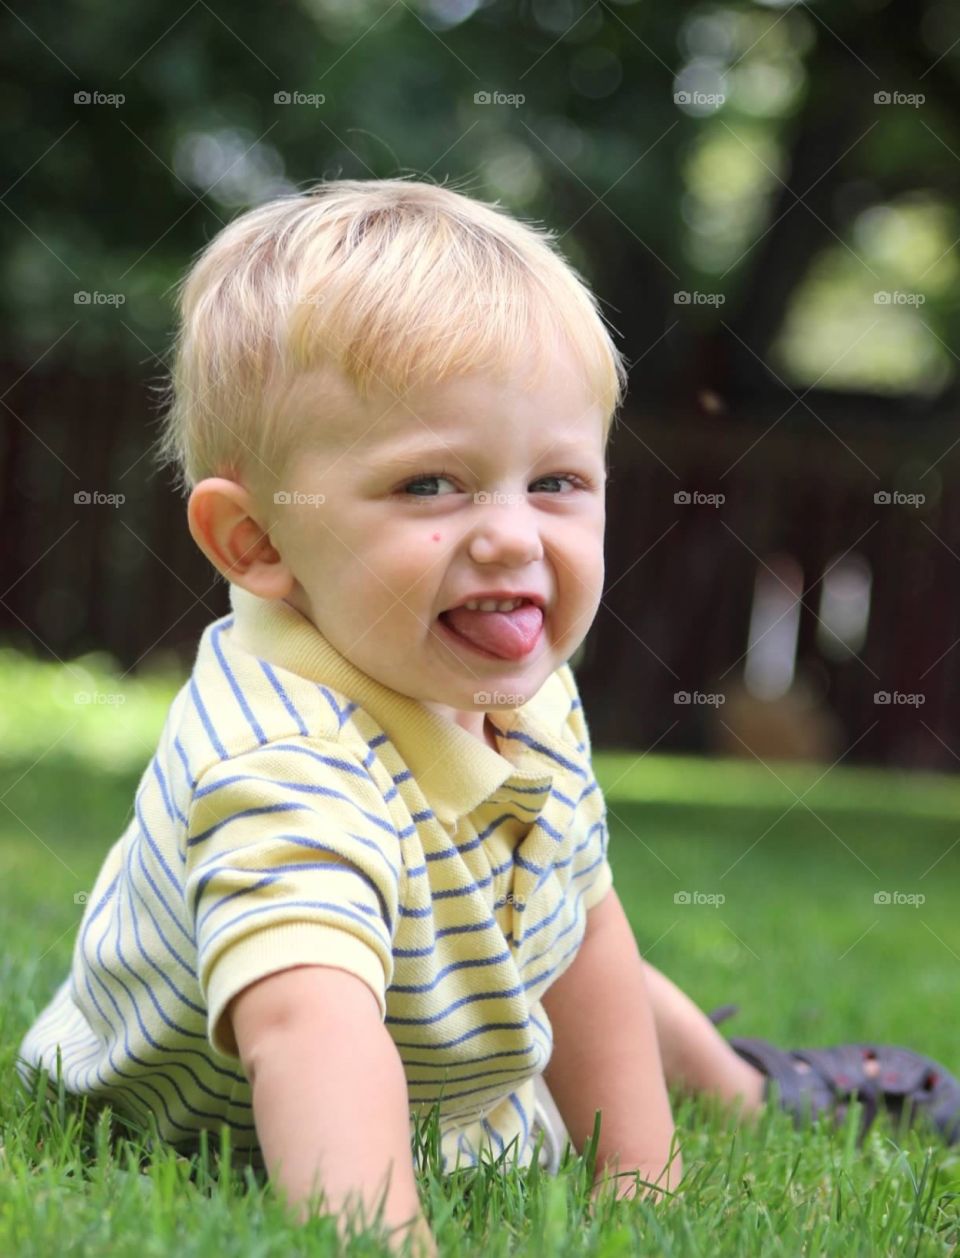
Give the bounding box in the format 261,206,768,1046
1,650,959,1255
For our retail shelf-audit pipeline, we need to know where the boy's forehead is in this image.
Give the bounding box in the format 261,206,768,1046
285,358,606,465
298,385,446,465
278,367,392,460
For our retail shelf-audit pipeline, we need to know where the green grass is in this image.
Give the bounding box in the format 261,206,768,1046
2,651,959,1254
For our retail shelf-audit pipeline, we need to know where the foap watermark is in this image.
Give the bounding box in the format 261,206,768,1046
874,290,925,306
674,290,726,306
74,291,125,307
674,90,725,108
674,490,725,507
474,491,523,506
874,90,924,108
874,890,925,906
74,89,125,108
274,90,326,107
74,691,126,706
874,690,925,707
74,490,125,507
474,90,525,108
674,890,725,906
674,691,725,707
474,691,523,705
874,490,925,507
274,490,326,507
494,891,526,909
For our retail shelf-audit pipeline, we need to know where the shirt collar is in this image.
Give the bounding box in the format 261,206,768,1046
226,586,573,827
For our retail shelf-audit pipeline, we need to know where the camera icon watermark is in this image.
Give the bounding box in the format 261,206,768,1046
74,490,125,507
873,490,925,506
73,892,89,905
674,290,726,306
473,490,523,506
674,691,726,707
494,891,526,908
74,291,125,306
74,691,126,706
474,690,523,706
674,90,726,108
874,290,925,306
274,89,325,107
674,489,725,507
273,490,326,507
474,90,525,108
874,90,924,108
674,890,726,906
873,691,925,707
74,90,125,108
874,890,925,906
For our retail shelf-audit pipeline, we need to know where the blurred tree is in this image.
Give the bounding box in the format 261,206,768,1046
1,0,958,410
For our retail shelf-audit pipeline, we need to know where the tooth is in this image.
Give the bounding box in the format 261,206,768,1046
460,597,524,611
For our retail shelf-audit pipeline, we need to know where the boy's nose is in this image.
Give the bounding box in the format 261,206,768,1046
466,519,545,566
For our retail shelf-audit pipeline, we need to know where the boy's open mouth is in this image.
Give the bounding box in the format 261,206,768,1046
437,598,544,661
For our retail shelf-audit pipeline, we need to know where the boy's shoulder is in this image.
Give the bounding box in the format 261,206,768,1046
540,659,592,756
167,605,351,783
524,659,585,742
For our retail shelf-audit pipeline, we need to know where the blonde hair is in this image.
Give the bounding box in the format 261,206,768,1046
154,176,627,493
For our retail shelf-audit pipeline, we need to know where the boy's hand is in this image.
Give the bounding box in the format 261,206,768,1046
541,888,681,1195
589,1147,683,1206
388,1209,440,1258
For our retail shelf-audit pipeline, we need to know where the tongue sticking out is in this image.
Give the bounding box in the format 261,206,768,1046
440,602,543,661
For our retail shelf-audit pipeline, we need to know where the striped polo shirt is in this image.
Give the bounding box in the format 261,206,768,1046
17,584,613,1174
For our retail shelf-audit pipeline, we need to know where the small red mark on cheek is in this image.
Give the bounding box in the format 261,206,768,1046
431,532,441,542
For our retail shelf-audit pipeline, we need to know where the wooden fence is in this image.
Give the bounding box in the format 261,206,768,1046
2,364,958,769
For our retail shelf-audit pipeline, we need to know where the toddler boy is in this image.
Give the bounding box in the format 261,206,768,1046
23,177,952,1254
18,178,683,1252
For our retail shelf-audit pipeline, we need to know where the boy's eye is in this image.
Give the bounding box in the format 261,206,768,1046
534,475,582,494
398,472,588,497
400,472,458,497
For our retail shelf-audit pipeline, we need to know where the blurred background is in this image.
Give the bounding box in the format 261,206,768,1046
2,0,959,771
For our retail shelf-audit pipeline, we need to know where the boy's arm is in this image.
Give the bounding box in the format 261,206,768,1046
540,887,682,1197
228,963,437,1256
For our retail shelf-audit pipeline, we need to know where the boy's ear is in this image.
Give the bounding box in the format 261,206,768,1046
187,478,294,600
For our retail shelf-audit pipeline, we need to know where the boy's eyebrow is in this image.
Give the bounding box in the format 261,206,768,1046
379,445,462,467
377,436,603,467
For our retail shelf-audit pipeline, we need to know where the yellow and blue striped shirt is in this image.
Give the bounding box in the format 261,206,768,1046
17,584,613,1172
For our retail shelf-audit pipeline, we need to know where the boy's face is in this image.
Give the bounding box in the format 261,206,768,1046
265,343,608,736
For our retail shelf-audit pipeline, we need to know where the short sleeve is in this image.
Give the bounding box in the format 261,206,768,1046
558,663,614,911
557,661,593,757
580,815,613,910
184,737,403,1062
